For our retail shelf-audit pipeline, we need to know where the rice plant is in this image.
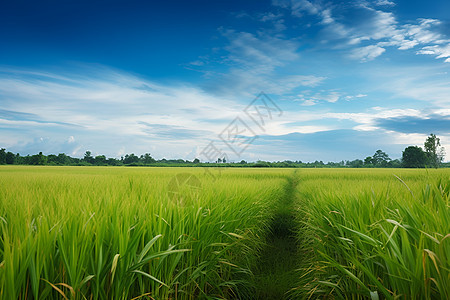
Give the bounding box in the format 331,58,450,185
295,169,450,299
0,166,290,299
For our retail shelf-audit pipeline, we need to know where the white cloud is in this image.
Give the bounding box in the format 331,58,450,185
325,108,423,125
351,45,386,61
295,90,342,104
0,66,332,160
321,9,333,25
321,91,341,103
189,60,204,66
288,75,326,87
259,12,287,32
417,44,450,62
273,1,450,63
300,99,316,106
259,12,283,22
0,67,252,157
200,29,327,96
374,0,396,7
290,0,321,16
345,94,367,100
222,30,299,71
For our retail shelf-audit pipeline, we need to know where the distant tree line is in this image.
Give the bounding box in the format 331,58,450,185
0,134,447,168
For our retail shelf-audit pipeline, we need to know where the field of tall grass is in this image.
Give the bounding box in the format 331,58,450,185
295,169,449,299
0,166,291,299
1,166,448,299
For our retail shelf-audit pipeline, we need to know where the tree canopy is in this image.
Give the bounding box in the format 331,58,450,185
402,146,426,168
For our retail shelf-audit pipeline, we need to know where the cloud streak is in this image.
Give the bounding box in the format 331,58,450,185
273,0,450,62
0,66,249,158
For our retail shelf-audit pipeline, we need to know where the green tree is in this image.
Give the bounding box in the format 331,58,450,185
364,156,373,166
140,153,155,164
123,153,139,164
57,153,69,165
372,150,390,167
30,152,47,165
106,158,121,166
424,133,444,168
389,159,402,168
193,158,200,164
94,155,107,165
0,148,5,164
47,154,58,165
402,146,426,168
83,151,94,164
348,159,363,168
14,153,23,165
5,151,15,164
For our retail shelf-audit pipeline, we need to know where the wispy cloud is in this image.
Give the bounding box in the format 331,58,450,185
273,0,450,62
350,45,386,61
196,28,326,96
0,66,249,158
222,29,299,70
417,44,450,62
374,0,396,7
295,90,367,105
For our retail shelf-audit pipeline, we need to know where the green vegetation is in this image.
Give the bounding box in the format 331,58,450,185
252,174,299,299
295,169,449,299
0,166,290,299
402,146,427,168
1,166,448,299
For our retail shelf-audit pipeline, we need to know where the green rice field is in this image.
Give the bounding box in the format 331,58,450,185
0,166,448,299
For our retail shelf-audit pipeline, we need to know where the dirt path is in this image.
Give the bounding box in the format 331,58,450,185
251,174,299,299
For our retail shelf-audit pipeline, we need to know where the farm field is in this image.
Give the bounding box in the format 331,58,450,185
295,169,449,299
0,166,292,299
0,166,449,299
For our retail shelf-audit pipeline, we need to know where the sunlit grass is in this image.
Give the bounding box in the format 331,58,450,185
1,166,448,299
295,169,450,299
0,166,291,299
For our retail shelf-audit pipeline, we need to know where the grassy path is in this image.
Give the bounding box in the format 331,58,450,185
251,173,299,299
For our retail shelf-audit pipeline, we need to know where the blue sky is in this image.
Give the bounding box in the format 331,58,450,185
1,0,449,162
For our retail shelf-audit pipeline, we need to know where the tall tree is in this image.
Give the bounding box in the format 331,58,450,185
123,153,139,164
402,146,426,168
372,150,390,167
364,156,373,166
84,151,94,164
5,152,15,164
424,134,444,168
140,153,155,164
0,148,5,164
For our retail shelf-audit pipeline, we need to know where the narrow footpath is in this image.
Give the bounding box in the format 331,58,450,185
252,173,300,299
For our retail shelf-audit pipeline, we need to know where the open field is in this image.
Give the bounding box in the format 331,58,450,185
0,166,291,299
295,169,450,299
0,166,449,299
